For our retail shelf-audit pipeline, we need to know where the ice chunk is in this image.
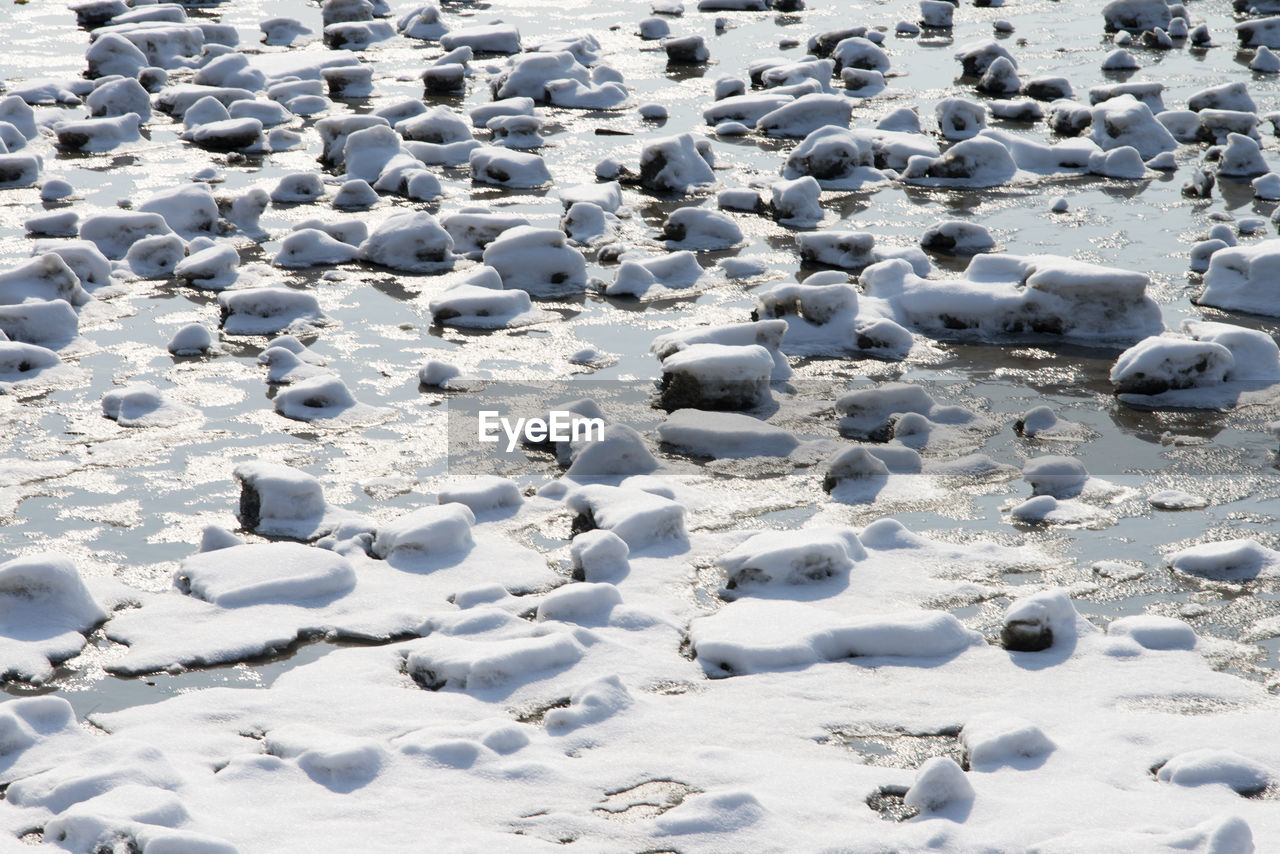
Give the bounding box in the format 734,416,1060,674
717,527,863,589
756,94,852,138
663,207,742,250
1200,238,1280,316
359,211,454,273
53,112,141,153
535,583,622,624
167,324,216,356
571,530,629,582
955,39,1015,76
173,244,239,290
1103,0,1171,32
405,630,584,689
1089,96,1176,158
441,23,521,55
429,283,537,329
781,125,887,189
769,176,823,226
482,226,585,297
438,477,523,514
469,146,552,189
1157,750,1273,796
921,221,995,255
659,410,798,459
860,253,1163,341
123,234,186,279
274,375,372,422
1169,539,1280,580
0,554,106,682
1110,336,1234,396
101,383,196,428
0,255,88,307
1001,588,1088,651
1022,456,1088,499
903,136,1016,187
565,425,658,478
566,485,686,548
905,757,973,813
275,228,362,268
258,348,330,384
174,542,355,607
660,343,773,411
637,132,715,193
832,37,889,73
605,252,705,299
962,716,1055,770
86,77,151,121
219,287,324,335
1107,615,1197,650
755,279,913,359
373,504,475,559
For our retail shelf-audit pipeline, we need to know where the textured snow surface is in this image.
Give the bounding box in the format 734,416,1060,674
5,0,1280,850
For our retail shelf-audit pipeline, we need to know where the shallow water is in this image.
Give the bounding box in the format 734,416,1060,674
1,0,1280,744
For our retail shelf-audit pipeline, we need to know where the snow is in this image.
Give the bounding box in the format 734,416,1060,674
663,207,742,249
1089,95,1177,158
482,226,585,297
469,147,552,189
441,23,521,55
174,244,239,290
1002,588,1093,651
961,715,1055,769
606,251,705,299
1169,539,1280,580
902,136,1017,188
53,112,142,153
1200,239,1280,317
176,543,356,608
904,757,974,813
0,254,89,307
691,599,982,675
1156,749,1273,795
571,530,630,582
658,410,798,459
275,228,362,267
274,375,376,423
0,554,107,683
565,484,686,548
859,253,1164,342
167,324,216,356
636,132,715,192
659,343,774,411
373,504,476,560
1107,615,1197,651
218,287,326,336
359,211,454,273
770,176,823,226
756,94,851,138
782,125,888,189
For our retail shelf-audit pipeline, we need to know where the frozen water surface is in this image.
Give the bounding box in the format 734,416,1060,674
3,0,1280,849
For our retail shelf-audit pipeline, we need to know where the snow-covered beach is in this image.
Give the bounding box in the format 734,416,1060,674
2,0,1280,850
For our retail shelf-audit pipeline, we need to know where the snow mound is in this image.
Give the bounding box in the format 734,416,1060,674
174,543,356,607
101,383,197,427
659,410,798,459
1169,539,1280,580
0,554,107,682
691,599,982,675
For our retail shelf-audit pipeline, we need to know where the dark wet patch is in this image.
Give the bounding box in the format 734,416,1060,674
821,724,964,769
865,784,919,822
593,779,700,824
